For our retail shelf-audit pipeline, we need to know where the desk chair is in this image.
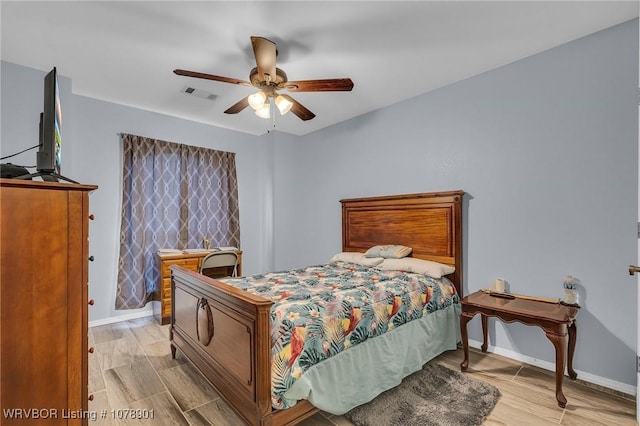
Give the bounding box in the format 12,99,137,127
200,251,238,279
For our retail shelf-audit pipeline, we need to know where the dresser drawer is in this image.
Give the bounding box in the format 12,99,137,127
163,297,172,317
162,277,172,294
161,258,200,277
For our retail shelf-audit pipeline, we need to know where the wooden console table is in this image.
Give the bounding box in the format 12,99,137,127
155,249,242,325
460,290,580,408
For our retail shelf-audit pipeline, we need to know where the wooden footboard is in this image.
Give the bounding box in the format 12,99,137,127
170,266,319,426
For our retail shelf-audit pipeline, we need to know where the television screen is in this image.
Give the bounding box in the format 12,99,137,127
54,76,62,175
37,67,61,176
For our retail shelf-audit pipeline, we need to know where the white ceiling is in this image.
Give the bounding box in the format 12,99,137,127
1,1,638,136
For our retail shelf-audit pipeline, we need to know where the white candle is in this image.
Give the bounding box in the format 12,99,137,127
494,278,505,293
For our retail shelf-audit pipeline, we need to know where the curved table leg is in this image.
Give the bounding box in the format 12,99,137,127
545,330,568,408
481,314,489,352
460,312,474,371
567,321,577,380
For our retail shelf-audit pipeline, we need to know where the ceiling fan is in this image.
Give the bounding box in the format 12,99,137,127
174,36,354,121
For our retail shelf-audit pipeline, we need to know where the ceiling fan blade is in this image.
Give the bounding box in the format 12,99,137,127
174,69,251,87
282,78,354,92
281,95,315,121
224,97,250,114
250,36,277,83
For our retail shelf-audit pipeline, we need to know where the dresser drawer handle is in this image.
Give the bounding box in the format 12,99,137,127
88,347,94,354
88,256,95,262
88,214,95,220
88,299,95,306
88,394,94,401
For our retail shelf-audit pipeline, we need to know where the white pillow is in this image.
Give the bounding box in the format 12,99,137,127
330,252,384,267
375,258,455,279
364,245,412,259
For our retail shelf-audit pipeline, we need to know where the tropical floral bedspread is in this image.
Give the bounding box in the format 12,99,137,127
221,260,459,410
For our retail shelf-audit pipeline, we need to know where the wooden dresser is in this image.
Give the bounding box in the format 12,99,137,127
155,250,242,325
0,179,97,425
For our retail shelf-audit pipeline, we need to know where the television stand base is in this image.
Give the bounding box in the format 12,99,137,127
15,171,78,184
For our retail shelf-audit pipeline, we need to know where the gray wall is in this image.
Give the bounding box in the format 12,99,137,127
273,20,638,389
1,18,637,392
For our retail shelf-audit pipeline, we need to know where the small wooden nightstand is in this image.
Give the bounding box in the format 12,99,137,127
460,290,580,408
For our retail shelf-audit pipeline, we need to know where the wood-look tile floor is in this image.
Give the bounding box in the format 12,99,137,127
89,317,637,425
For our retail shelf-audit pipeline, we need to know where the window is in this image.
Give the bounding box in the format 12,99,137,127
115,134,240,309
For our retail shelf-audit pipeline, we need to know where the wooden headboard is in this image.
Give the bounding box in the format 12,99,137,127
341,190,465,296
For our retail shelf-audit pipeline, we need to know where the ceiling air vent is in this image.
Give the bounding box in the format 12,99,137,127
182,86,217,101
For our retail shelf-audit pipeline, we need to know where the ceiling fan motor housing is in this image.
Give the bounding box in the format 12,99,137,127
250,67,288,90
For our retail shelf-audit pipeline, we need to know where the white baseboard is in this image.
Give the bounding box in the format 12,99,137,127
469,339,636,397
89,309,155,328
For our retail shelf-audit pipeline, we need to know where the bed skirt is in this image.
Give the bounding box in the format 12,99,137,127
282,302,462,414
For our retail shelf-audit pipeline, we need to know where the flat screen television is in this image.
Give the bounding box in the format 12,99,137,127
17,67,76,183
37,67,62,177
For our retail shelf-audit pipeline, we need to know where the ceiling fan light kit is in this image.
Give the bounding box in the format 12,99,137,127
247,91,291,118
248,91,267,110
275,95,293,115
174,36,354,122
255,101,271,119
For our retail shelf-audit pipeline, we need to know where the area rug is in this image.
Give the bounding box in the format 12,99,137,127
344,362,500,426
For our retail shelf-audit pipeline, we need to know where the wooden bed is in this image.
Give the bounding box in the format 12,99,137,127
170,190,464,426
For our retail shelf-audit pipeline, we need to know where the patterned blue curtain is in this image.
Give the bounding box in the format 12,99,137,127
115,134,240,310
